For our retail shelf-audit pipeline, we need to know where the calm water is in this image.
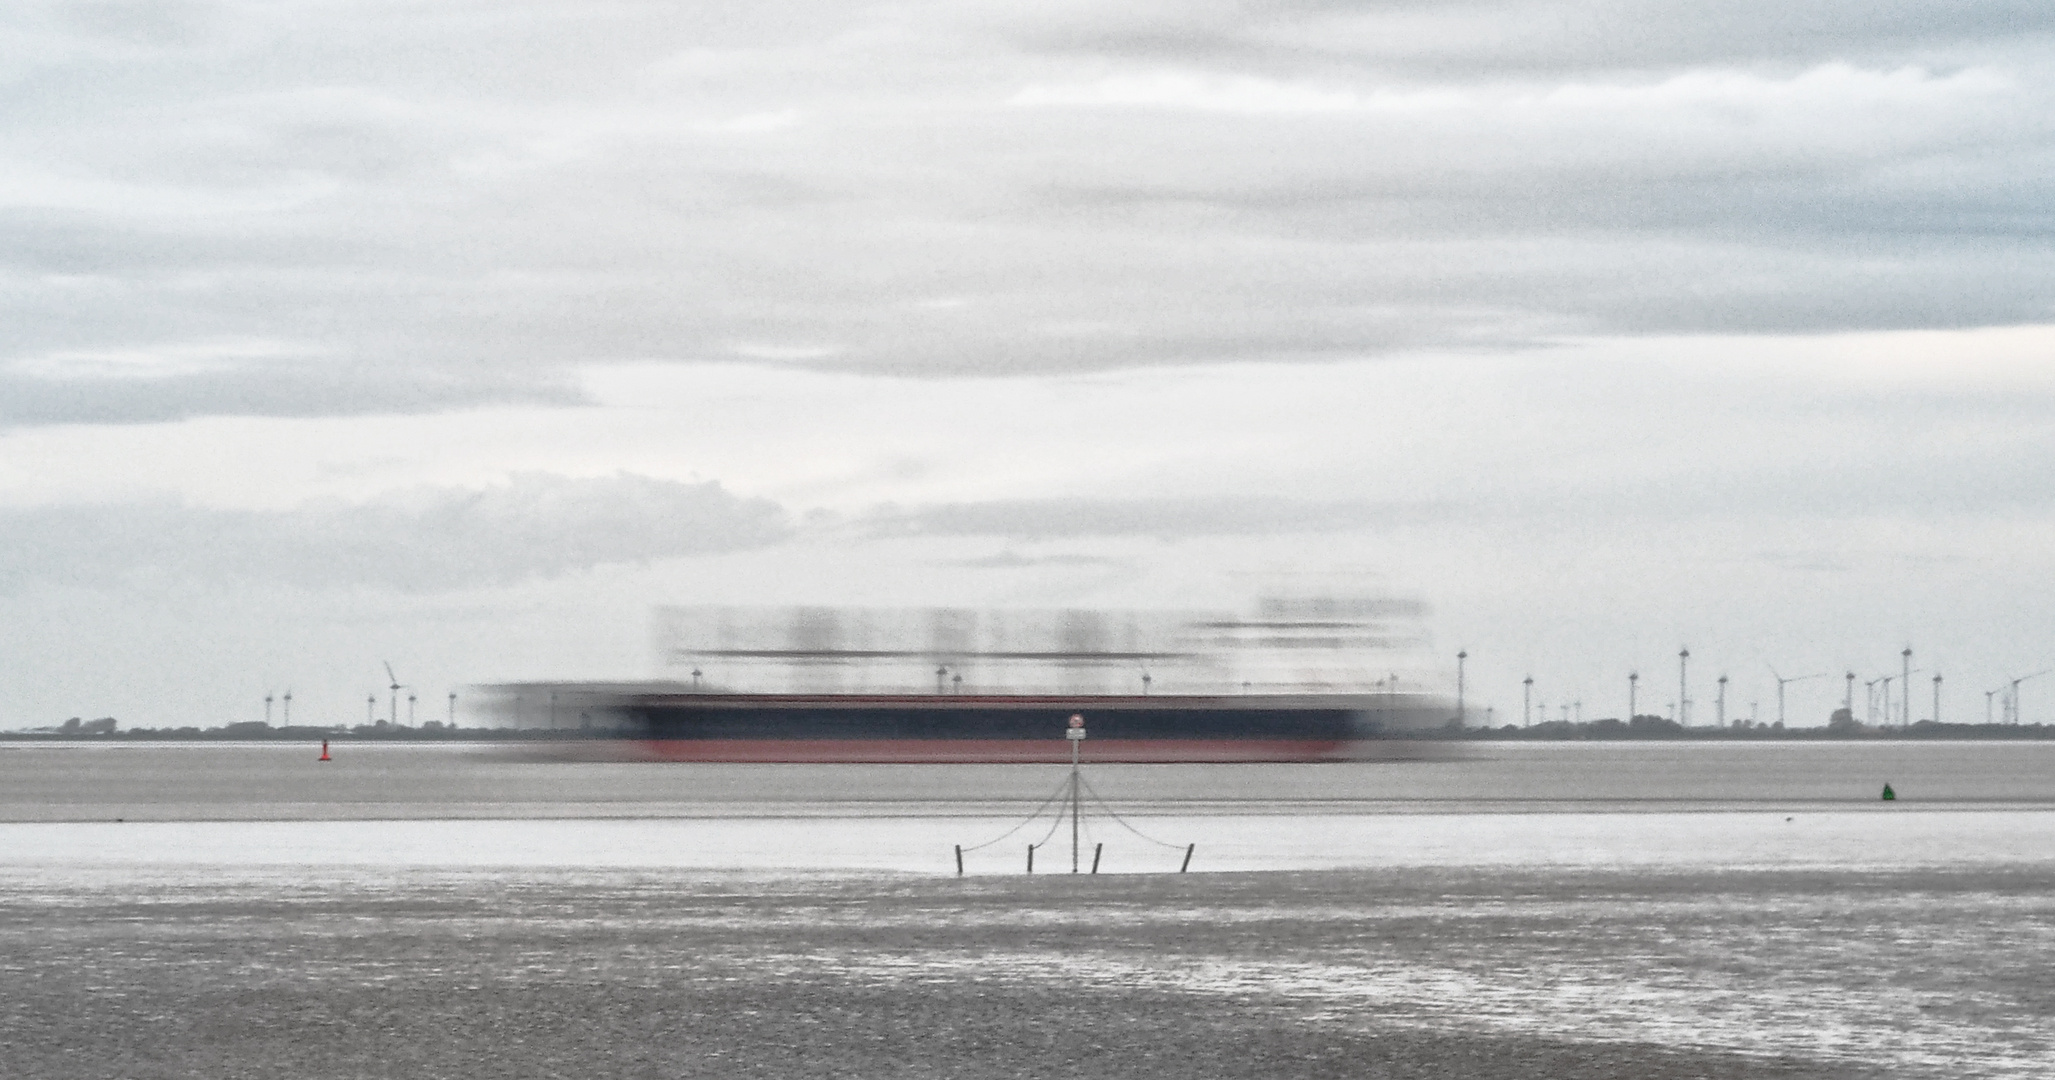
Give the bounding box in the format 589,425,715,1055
4,739,2053,820
1,740,2049,876
2,808,2051,879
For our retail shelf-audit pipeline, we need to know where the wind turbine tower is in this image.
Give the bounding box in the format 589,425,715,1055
1456,650,1468,727
1901,648,1913,728
1678,648,1689,727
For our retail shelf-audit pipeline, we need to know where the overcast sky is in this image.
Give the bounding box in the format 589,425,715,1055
5,1,2055,728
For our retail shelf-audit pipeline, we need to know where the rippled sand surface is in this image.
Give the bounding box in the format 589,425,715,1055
4,866,2049,1079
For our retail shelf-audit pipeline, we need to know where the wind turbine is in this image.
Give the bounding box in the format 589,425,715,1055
1878,670,1922,727
1769,667,1827,727
264,692,274,726
1895,666,1925,725
282,689,292,726
407,691,417,726
383,661,406,727
2008,669,2052,724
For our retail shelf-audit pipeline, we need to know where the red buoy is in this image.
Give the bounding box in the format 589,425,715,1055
319,739,331,762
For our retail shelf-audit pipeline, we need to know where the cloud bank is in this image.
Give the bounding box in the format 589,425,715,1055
3,1,2053,424
861,496,1451,540
0,473,790,591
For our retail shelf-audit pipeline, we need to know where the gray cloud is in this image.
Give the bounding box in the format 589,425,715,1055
943,550,1133,569
4,1,2054,419
0,473,790,591
0,359,586,426
861,497,1452,541
1000,1,2055,76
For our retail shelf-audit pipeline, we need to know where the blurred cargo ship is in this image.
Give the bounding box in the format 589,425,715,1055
490,594,1455,762
623,690,1443,762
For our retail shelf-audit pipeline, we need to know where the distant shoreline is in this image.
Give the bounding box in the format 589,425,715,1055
6,721,2053,742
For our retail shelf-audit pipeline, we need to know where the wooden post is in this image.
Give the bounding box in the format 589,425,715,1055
1069,720,1082,874
1026,844,1035,874
1180,843,1195,873
1090,842,1103,874
954,844,963,876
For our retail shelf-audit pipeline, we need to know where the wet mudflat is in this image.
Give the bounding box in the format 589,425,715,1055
5,866,2048,1079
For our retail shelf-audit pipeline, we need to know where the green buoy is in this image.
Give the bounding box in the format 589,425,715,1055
1881,783,1896,801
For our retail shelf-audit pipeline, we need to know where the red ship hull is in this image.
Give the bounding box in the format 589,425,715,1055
638,736,1351,763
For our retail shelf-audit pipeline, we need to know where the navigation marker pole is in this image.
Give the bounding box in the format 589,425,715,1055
953,716,1193,875
1068,714,1086,873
